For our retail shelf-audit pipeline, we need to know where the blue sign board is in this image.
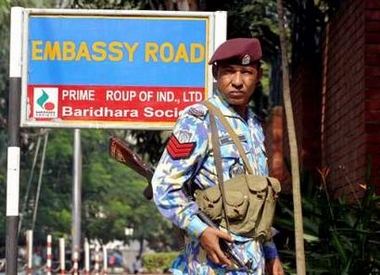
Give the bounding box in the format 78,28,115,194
21,10,226,129
28,16,208,86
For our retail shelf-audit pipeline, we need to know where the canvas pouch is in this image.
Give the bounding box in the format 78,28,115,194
195,174,280,240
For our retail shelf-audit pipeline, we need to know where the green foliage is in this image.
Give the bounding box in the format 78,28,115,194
142,251,179,273
0,0,10,125
13,128,177,251
71,0,146,9
274,169,380,275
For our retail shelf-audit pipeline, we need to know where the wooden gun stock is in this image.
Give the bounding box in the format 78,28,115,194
109,136,154,200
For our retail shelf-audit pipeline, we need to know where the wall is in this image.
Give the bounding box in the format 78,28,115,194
267,0,380,197
320,0,380,196
265,106,292,193
364,0,380,191
266,60,322,193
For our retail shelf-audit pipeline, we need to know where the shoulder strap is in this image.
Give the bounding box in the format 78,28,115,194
208,110,230,230
204,100,254,175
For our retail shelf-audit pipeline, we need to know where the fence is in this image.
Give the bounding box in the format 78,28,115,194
24,230,120,275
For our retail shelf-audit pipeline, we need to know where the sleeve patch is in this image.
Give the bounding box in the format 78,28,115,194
167,134,195,160
188,107,207,119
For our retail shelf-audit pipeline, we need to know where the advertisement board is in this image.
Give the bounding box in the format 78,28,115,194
21,9,226,129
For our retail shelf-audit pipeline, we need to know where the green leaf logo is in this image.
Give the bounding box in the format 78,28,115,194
37,90,49,108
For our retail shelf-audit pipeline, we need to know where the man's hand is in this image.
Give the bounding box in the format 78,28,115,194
199,226,233,266
266,257,284,275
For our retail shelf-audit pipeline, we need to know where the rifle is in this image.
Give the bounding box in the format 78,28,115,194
108,136,154,200
197,212,254,273
108,135,254,273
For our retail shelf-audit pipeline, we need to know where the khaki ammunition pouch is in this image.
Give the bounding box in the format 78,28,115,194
195,175,280,239
197,101,281,240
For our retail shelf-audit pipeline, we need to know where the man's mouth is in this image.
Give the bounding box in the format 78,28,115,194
229,91,244,97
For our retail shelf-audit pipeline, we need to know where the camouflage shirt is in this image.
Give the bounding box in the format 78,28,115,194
152,93,278,274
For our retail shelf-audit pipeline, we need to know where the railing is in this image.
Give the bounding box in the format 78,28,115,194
22,230,125,275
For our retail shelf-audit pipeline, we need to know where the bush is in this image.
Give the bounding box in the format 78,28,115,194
142,251,179,273
274,167,380,275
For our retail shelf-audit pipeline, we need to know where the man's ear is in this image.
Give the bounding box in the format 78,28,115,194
257,67,263,82
212,65,218,79
255,67,263,87
258,67,263,79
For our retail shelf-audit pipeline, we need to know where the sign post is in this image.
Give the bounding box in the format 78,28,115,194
7,7,23,275
8,7,227,275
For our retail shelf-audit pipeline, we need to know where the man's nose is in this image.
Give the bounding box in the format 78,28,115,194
231,72,243,87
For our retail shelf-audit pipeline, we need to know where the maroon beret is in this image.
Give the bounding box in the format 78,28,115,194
208,38,262,65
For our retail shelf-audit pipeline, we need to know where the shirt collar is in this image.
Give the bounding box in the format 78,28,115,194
209,92,255,121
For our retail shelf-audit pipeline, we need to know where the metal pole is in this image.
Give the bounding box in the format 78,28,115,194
6,7,23,275
72,129,82,257
46,235,52,275
59,238,65,275
26,230,33,275
31,132,49,231
84,239,90,275
103,246,108,275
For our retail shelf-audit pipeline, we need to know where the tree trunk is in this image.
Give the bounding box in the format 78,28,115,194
276,0,306,274
139,237,144,256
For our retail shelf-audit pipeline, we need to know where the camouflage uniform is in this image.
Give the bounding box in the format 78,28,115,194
152,93,278,275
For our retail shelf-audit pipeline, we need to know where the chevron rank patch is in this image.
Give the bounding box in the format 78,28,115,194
167,133,195,160
188,107,207,119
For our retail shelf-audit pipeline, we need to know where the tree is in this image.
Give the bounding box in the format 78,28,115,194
17,128,176,249
276,0,306,274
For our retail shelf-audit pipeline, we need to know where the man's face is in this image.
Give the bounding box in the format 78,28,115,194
215,63,261,107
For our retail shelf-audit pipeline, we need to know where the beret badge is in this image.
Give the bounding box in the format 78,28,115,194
242,54,251,65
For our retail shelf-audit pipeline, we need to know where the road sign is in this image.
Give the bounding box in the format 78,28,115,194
20,9,227,129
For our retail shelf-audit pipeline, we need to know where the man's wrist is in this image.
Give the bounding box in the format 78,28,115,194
263,241,279,260
186,215,208,237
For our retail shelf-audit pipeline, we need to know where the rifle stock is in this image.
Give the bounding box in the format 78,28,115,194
108,136,253,272
109,136,154,200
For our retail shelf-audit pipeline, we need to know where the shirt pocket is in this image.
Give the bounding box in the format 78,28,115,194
219,141,246,179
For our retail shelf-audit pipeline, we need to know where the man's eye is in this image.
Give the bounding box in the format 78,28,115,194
221,69,233,74
242,70,254,74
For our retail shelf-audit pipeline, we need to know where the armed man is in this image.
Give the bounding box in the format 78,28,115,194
152,38,284,275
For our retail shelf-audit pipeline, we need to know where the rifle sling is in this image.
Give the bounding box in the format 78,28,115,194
203,101,256,174
204,100,256,232
208,109,230,231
